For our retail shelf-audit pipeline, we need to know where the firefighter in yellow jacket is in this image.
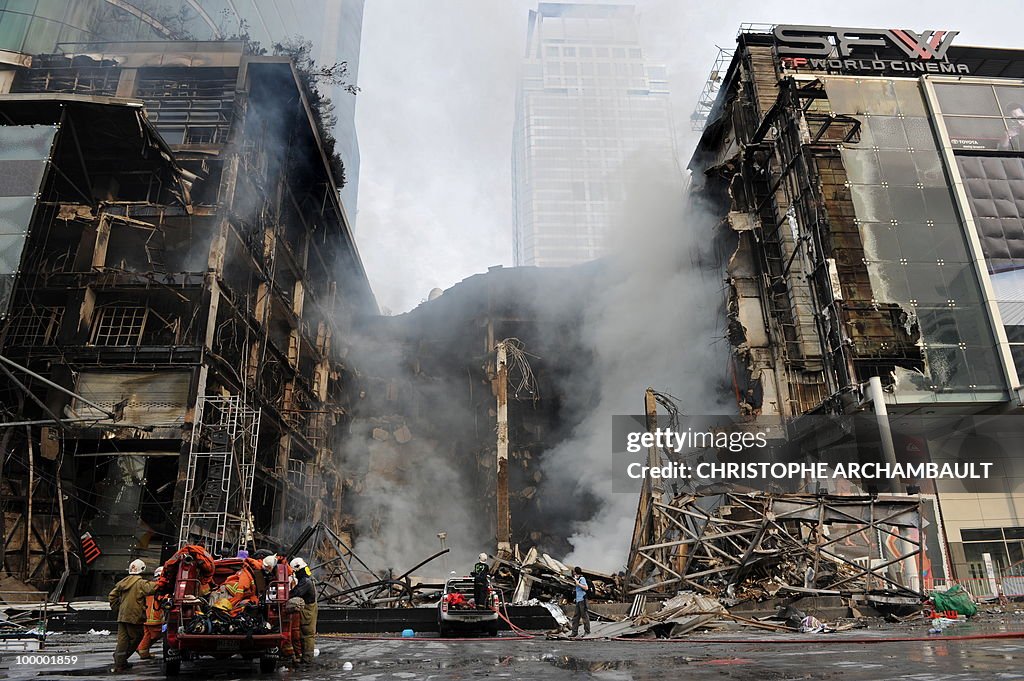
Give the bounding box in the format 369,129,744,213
108,559,156,673
289,557,318,665
136,566,165,659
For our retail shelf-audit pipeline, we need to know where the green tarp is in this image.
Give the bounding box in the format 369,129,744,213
929,585,978,617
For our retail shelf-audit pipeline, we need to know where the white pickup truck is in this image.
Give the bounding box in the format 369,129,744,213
437,577,499,637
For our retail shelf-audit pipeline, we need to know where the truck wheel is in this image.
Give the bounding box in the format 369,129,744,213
259,656,278,673
438,623,449,638
164,659,181,676
487,623,499,637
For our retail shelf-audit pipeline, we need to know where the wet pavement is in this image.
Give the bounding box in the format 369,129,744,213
4,619,1024,680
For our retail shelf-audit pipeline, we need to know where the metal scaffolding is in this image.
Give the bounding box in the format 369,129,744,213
178,395,261,556
691,46,734,131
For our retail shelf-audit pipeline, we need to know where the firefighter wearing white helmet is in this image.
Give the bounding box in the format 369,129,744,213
289,557,318,665
108,559,156,672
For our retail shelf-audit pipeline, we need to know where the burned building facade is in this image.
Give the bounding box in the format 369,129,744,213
690,25,1024,582
0,0,366,219
0,40,375,597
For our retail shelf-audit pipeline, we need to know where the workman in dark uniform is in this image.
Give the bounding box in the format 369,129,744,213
473,553,490,609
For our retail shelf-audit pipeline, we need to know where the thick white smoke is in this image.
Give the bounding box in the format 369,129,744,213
536,149,733,572
339,329,489,579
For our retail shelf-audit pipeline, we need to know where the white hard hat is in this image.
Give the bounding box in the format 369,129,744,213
290,557,307,571
153,566,164,578
262,555,278,571
478,553,488,562
128,559,146,575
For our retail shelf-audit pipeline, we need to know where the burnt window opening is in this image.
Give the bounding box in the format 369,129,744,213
2,305,64,347
282,381,314,435
143,307,184,345
92,305,147,346
12,59,121,97
302,410,329,451
287,457,305,488
21,210,89,275
136,68,236,147
791,376,828,414
104,222,169,273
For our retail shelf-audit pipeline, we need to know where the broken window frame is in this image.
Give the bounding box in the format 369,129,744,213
3,305,64,346
91,304,148,347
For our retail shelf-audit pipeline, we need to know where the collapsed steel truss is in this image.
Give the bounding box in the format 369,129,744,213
285,521,377,606
629,492,923,599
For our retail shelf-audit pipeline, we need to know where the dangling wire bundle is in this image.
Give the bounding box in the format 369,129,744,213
502,338,540,405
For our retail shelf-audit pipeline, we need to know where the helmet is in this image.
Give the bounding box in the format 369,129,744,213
128,559,146,575
478,553,488,562
290,557,307,571
153,566,164,578
262,555,278,571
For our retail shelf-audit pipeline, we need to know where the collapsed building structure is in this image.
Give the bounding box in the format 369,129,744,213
341,266,602,571
629,489,925,607
0,40,375,598
676,24,1024,587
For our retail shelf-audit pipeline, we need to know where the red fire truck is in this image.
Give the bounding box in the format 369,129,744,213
161,553,294,676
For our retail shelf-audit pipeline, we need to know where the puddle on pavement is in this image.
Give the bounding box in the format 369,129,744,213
543,655,638,672
329,653,702,673
56,666,114,677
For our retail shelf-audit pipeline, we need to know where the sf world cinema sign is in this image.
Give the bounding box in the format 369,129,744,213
773,25,969,74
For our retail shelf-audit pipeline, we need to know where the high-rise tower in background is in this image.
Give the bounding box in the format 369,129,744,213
512,2,676,267
0,0,364,224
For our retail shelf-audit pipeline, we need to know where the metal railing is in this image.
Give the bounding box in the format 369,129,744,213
926,574,1024,601
737,23,776,36
691,46,736,131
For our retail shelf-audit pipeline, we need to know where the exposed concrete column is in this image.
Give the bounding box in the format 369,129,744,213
865,376,899,484
644,388,664,499
864,377,920,590
75,287,97,343
115,68,137,98
90,215,111,269
495,340,511,556
627,388,667,584
644,388,669,574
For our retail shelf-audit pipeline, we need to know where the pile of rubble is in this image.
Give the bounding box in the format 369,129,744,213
550,591,877,640
492,547,619,604
286,524,619,610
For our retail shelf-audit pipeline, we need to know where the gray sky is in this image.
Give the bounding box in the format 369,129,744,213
354,0,1015,314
